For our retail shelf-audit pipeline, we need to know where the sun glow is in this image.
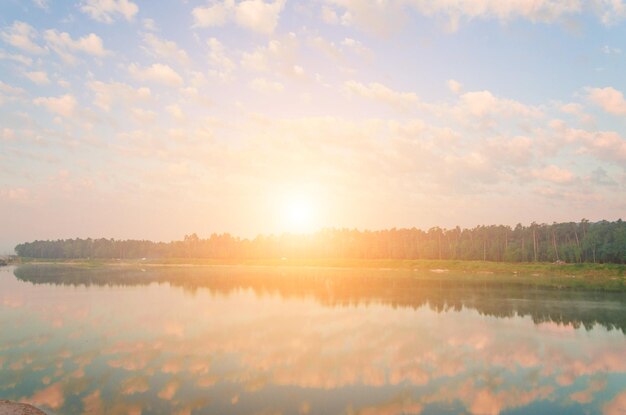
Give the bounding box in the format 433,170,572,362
283,194,316,233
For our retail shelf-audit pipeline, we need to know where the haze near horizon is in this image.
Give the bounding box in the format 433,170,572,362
1,0,626,254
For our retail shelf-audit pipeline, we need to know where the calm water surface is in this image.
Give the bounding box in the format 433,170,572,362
1,265,625,415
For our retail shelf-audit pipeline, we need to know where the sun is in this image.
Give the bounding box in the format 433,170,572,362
283,194,315,233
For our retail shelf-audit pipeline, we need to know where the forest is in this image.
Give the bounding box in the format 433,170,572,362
13,219,626,264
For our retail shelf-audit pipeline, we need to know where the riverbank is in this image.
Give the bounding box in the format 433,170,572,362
13,258,626,291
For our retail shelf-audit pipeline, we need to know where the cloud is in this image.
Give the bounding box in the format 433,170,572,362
24,70,50,84
131,107,157,124
586,86,626,115
128,63,184,87
0,80,26,96
322,0,626,33
345,80,419,110
142,18,158,31
193,0,286,34
601,45,622,54
80,0,139,23
235,0,285,34
448,79,463,94
250,77,284,93
240,34,299,77
32,0,49,10
87,81,151,112
166,104,185,121
43,30,108,63
207,37,236,80
142,33,190,65
33,94,77,117
1,21,47,54
0,49,33,65
532,165,575,184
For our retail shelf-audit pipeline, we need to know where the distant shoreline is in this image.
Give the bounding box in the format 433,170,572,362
12,258,626,291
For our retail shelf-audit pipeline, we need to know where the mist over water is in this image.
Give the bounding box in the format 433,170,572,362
1,265,625,415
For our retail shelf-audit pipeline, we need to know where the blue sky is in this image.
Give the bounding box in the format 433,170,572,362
1,0,626,252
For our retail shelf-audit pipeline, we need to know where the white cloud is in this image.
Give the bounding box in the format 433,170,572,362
0,49,33,65
345,80,419,110
87,81,151,111
25,71,50,84
250,77,284,93
321,5,339,23
207,37,236,79
32,0,49,10
532,165,575,184
142,33,190,65
235,0,285,34
1,21,47,54
43,30,108,63
601,45,622,54
192,0,232,27
323,0,626,33
166,104,186,122
2,128,16,140
447,79,463,94
80,0,139,23
131,107,157,124
193,0,285,34
240,34,299,75
142,18,158,31
128,63,184,87
586,86,626,115
455,90,542,120
0,81,25,96
33,94,77,118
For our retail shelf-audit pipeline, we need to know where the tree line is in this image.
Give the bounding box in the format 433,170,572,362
14,219,626,263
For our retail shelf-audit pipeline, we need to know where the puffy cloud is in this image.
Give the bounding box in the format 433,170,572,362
0,21,47,54
207,37,236,80
0,50,33,65
250,77,284,93
131,107,157,124
586,86,626,115
32,0,49,10
192,0,232,27
532,165,575,184
448,79,463,94
80,0,139,23
33,94,77,117
43,30,108,64
240,34,299,76
142,33,190,65
235,0,285,34
345,80,419,110
0,80,25,96
323,0,626,33
24,70,50,84
87,81,151,112
193,0,286,34
128,63,184,87
166,104,186,121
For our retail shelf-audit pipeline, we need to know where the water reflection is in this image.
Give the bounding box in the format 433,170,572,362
1,265,625,415
14,265,626,333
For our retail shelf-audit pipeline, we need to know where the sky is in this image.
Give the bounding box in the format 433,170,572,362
1,0,626,253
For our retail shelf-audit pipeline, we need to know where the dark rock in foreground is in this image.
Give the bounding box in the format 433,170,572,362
0,401,47,415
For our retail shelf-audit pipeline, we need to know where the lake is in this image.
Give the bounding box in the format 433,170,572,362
1,265,625,415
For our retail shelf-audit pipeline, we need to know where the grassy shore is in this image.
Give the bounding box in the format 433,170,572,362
14,257,626,291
